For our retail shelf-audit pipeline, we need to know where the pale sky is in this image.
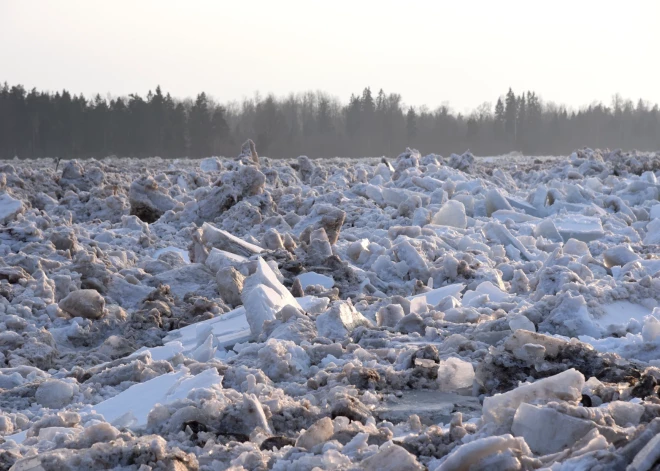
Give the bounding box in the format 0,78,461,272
1,0,658,114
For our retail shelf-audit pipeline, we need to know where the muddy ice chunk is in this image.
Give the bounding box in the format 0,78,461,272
395,313,426,335
298,155,315,183
216,266,245,306
432,200,467,229
296,204,346,245
316,301,372,340
395,240,429,280
261,306,317,343
196,166,266,220
152,263,216,299
482,369,584,426
128,176,176,223
58,289,106,320
238,138,260,166
361,442,424,471
0,192,25,224
306,228,334,260
35,379,76,409
446,151,475,172
263,228,284,250
511,403,596,455
603,244,640,268
295,417,334,450
376,304,405,327
437,357,475,391
242,258,301,335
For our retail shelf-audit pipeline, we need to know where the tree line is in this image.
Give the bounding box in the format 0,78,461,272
0,82,658,159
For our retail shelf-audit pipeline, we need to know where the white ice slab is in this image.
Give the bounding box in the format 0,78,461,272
164,307,252,351
408,283,465,306
595,301,652,331
553,216,604,243
297,272,335,290
129,341,184,362
82,367,222,430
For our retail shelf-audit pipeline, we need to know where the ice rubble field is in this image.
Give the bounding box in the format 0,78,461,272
2,145,660,470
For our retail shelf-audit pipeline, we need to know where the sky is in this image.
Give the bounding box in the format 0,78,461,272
1,0,658,114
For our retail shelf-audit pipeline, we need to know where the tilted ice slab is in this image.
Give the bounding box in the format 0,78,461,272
84,367,222,430
165,293,328,354
242,258,302,335
7,367,223,444
165,306,252,352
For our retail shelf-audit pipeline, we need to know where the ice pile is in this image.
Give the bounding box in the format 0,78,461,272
1,146,660,469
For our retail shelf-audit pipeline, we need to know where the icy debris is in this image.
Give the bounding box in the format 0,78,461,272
128,176,176,223
436,357,475,391
361,442,424,471
512,403,596,455
0,192,24,224
200,156,221,172
316,301,372,340
295,417,334,450
216,266,245,306
35,379,76,409
432,200,467,229
296,271,334,290
408,283,464,306
242,258,301,335
5,150,660,468
434,434,530,471
483,369,585,425
58,289,106,319
554,215,605,242
628,432,660,471
485,189,513,216
200,222,264,257
85,367,222,430
603,244,640,268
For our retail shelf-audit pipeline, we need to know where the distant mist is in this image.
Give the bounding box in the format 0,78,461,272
1,83,658,159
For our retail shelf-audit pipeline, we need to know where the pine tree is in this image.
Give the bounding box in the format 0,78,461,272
504,88,517,141
189,92,212,157
406,106,417,141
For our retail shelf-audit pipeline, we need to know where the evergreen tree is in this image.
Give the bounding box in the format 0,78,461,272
406,106,417,141
504,88,517,141
189,92,213,157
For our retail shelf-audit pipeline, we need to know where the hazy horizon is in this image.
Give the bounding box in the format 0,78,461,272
2,0,659,114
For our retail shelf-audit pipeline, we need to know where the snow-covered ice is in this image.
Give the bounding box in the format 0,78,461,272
2,146,660,470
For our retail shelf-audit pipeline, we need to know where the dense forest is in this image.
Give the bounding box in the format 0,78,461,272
0,82,658,159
